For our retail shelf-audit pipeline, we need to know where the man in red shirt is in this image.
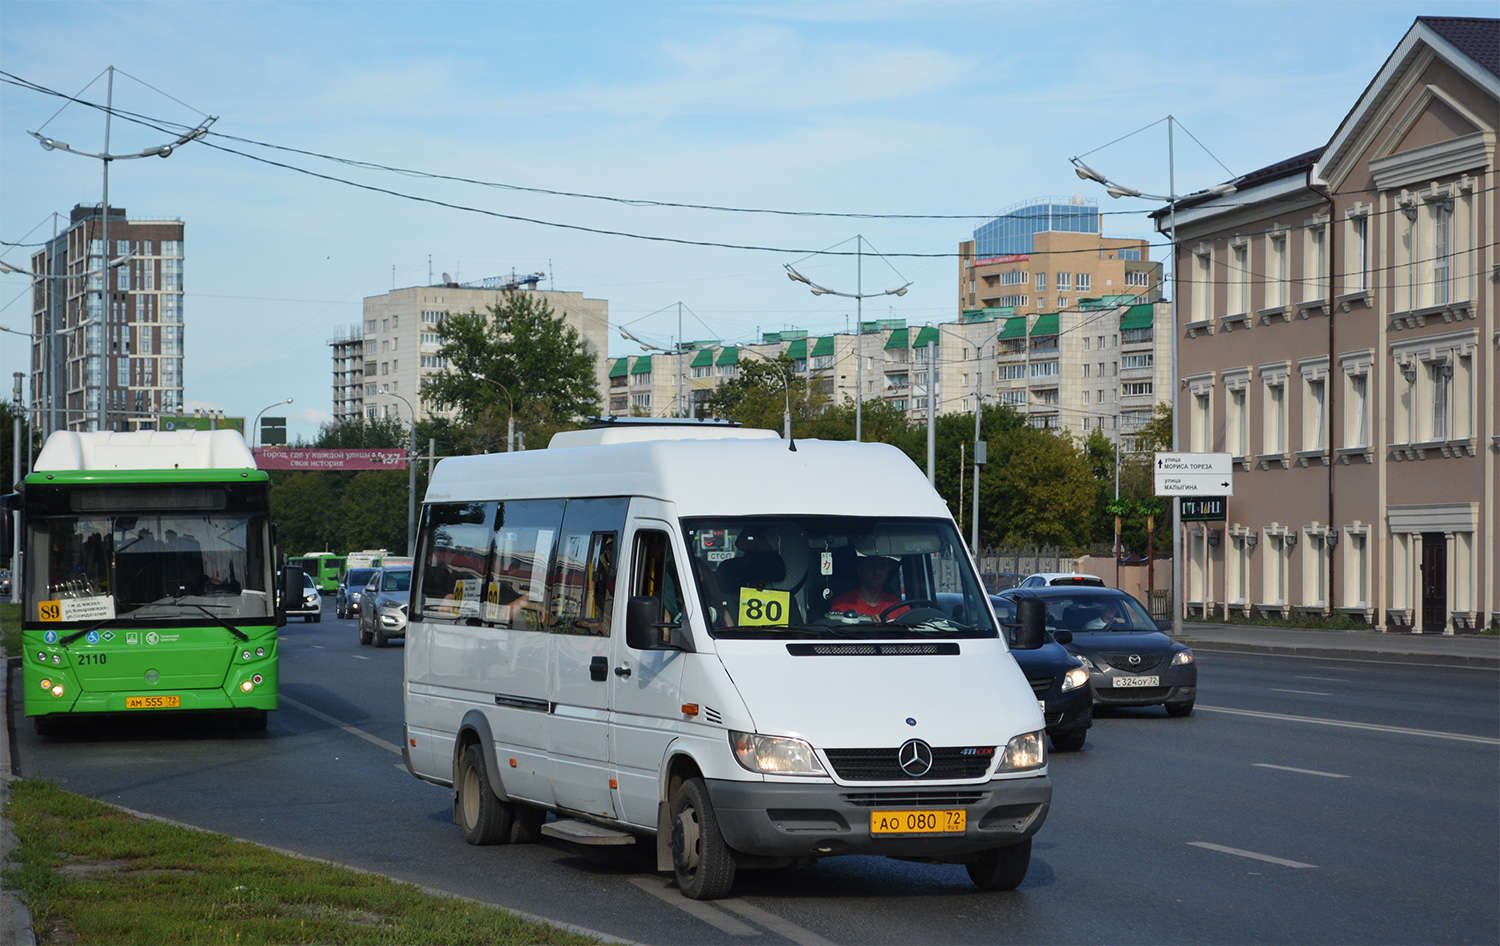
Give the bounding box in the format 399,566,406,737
829,553,904,619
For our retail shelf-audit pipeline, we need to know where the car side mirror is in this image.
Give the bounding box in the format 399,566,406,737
1156,618,1171,632
1053,629,1073,645
1013,598,1046,650
626,595,693,652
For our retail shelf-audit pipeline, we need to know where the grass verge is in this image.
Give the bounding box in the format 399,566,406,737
3,780,599,945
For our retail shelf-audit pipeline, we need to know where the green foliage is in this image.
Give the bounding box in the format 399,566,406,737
700,355,826,433
339,471,411,552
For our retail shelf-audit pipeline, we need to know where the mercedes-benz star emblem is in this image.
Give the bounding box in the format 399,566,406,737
898,738,934,777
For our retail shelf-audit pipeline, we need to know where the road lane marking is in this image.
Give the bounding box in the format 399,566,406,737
1197,704,1500,745
721,898,836,945
1189,842,1317,869
1294,675,1345,682
1254,763,1349,779
629,877,758,935
352,655,370,660
1269,688,1331,696
281,696,402,755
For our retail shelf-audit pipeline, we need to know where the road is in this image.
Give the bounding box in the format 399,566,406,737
11,614,1499,945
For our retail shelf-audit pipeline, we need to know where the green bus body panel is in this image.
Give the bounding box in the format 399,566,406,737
21,624,278,717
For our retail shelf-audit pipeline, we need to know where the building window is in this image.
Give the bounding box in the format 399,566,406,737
1345,371,1369,448
1227,386,1248,458
1304,377,1326,451
1001,270,1028,286
1262,532,1289,608
1347,211,1370,292
1121,381,1153,397
1230,243,1249,315
1075,273,1090,293
1191,248,1212,321
1121,353,1153,370
1259,366,1288,457
1125,270,1150,288
1035,273,1046,291
1343,528,1369,609
1431,199,1452,306
1000,295,1029,308
1303,220,1328,302
631,393,651,409
1266,232,1287,308
1030,361,1059,379
1056,273,1072,291
1301,531,1329,609
1191,392,1211,452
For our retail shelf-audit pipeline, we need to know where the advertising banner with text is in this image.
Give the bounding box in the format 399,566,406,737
254,448,407,471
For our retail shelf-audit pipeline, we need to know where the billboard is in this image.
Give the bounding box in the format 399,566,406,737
158,415,245,434
254,448,407,471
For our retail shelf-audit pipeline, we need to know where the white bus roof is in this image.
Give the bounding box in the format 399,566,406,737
547,422,778,449
425,437,949,520
34,430,257,472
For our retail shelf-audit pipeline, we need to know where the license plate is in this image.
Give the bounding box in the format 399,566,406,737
870,809,966,835
125,695,180,709
1112,675,1160,687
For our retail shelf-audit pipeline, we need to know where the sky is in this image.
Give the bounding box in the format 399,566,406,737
2,1,1491,444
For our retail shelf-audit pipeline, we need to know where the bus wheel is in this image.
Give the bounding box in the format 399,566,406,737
239,711,267,732
671,777,737,900
457,744,513,845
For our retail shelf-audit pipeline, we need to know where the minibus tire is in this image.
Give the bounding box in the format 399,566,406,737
670,777,736,900
966,839,1031,891
509,804,545,844
458,744,514,844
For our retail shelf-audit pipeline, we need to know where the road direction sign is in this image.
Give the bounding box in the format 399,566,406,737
1154,452,1234,496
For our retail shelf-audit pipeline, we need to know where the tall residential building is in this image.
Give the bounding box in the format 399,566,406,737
28,204,185,433
1158,17,1496,632
345,279,610,424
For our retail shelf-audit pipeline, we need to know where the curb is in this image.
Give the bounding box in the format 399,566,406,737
1180,636,1500,670
2,656,37,946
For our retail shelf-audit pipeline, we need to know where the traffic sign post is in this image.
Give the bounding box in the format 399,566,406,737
1154,452,1233,497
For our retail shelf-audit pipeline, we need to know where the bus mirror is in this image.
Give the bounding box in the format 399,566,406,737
1014,598,1046,650
626,595,690,652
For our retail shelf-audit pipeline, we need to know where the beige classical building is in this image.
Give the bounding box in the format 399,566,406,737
1159,16,1496,632
343,278,610,425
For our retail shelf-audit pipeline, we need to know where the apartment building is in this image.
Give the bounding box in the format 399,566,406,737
28,204,186,433
1158,17,1496,632
346,278,610,424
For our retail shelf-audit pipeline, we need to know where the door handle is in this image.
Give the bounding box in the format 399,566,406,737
589,655,608,681
614,664,632,678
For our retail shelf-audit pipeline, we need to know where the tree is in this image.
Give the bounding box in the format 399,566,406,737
701,355,825,433
420,292,599,443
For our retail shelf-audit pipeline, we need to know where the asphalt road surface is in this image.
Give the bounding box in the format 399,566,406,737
11,614,1499,945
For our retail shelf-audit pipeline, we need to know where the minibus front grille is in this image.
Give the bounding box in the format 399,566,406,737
786,643,962,657
823,747,993,781
841,791,987,808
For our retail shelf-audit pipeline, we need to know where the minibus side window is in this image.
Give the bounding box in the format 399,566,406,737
632,530,685,627
482,499,564,631
549,498,627,637
415,502,494,622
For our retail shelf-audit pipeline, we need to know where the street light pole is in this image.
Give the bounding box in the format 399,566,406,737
470,374,514,451
937,324,1002,552
388,392,420,557
251,398,293,449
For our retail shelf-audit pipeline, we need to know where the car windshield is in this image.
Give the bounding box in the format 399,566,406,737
303,574,316,590
1032,592,1157,633
345,568,375,589
382,570,411,592
681,516,996,640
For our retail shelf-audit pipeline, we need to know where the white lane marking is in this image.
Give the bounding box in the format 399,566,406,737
721,898,836,946
629,877,757,935
1269,688,1331,696
352,655,371,660
1197,704,1500,745
1189,842,1317,869
1295,675,1345,682
281,696,403,755
1253,763,1349,779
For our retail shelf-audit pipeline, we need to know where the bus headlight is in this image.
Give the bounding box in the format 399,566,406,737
730,731,826,776
997,731,1046,771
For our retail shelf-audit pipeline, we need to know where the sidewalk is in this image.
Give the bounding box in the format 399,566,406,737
1,659,36,946
1178,621,1500,669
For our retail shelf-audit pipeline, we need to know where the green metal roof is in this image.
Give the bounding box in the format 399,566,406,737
716,347,739,366
884,327,909,350
996,316,1028,340
913,326,940,348
785,338,808,359
630,355,653,374
691,348,715,367
608,357,629,378
811,336,834,357
1030,312,1059,336
1120,304,1154,330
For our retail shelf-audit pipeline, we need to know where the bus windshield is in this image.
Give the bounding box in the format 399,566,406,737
681,516,996,641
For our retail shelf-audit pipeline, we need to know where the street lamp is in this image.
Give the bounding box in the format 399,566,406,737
470,374,515,451
785,235,911,441
1070,116,1238,638
387,392,421,557
733,346,794,443
937,324,1004,552
31,66,214,432
252,398,293,449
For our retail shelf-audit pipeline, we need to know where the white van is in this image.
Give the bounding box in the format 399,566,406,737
402,423,1052,899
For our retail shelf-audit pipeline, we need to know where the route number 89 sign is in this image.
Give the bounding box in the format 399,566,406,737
738,588,791,626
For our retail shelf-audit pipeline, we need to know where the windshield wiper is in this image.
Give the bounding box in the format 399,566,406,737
127,597,249,641
58,618,116,648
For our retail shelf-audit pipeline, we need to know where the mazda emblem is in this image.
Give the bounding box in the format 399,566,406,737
1128,654,1141,666
898,739,934,777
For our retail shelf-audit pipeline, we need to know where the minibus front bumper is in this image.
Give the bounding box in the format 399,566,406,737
705,774,1051,860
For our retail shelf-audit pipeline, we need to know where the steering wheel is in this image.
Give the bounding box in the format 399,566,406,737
879,598,943,623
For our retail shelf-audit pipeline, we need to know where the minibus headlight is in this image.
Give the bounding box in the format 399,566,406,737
730,731,826,776
1061,666,1090,692
997,730,1046,771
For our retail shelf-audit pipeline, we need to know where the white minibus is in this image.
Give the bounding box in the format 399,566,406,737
403,422,1052,899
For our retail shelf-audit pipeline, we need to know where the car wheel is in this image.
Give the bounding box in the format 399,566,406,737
1165,701,1195,717
457,744,513,845
671,777,737,900
239,711,268,732
358,622,372,645
313,613,321,624
966,839,1031,891
373,626,387,648
1051,731,1086,752
508,804,546,844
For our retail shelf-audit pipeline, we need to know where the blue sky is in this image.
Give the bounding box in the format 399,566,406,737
2,1,1490,442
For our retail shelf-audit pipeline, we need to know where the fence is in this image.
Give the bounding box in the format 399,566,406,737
973,545,1064,593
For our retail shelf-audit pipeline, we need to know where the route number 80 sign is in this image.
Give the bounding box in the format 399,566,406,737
738,588,790,626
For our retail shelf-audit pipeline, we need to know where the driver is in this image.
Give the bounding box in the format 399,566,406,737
829,551,903,619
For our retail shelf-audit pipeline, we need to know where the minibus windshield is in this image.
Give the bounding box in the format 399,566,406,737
681,516,997,640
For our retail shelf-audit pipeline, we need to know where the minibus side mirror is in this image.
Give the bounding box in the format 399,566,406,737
1013,598,1046,650
626,595,693,652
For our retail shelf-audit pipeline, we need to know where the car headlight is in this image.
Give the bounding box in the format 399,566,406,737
1061,665,1090,692
1074,653,1097,671
997,730,1046,772
729,731,826,776
1171,649,1195,666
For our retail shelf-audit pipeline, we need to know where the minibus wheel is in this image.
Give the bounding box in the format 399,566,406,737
458,744,514,844
509,804,545,844
966,839,1031,891
670,777,736,900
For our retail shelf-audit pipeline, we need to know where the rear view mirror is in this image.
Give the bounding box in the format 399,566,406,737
1013,598,1046,650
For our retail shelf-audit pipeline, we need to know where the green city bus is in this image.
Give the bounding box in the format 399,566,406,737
7,430,281,734
290,552,345,593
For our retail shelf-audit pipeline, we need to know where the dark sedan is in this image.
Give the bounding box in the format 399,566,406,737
996,586,1196,717
335,567,376,620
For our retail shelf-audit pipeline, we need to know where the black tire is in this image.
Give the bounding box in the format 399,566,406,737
239,711,268,732
967,839,1031,891
1051,730,1086,752
457,744,513,845
313,614,321,623
358,621,372,645
670,777,737,900
373,626,388,648
508,804,546,844
1165,701,1194,717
